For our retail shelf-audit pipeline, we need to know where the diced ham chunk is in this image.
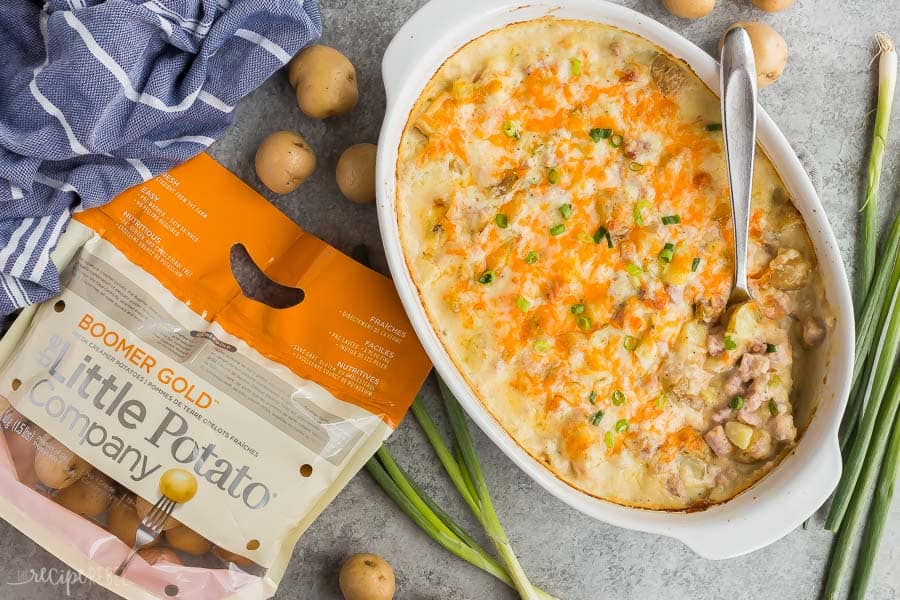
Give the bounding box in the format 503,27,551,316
767,342,792,369
744,377,768,411
749,340,768,354
738,408,763,427
802,317,826,348
707,329,726,356
723,371,744,397
747,429,773,460
705,425,732,456
739,353,770,381
695,296,725,324
713,407,734,423
772,413,797,443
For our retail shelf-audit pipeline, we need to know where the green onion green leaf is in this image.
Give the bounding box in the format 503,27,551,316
589,128,612,142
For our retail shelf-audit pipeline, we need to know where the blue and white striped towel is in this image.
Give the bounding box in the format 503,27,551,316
0,0,322,317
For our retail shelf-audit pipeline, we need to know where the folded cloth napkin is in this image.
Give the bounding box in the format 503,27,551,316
0,0,322,316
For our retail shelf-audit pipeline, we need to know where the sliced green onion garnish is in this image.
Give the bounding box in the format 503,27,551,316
593,226,613,247
768,399,779,416
589,128,612,142
478,270,495,284
615,419,629,433
626,263,643,278
559,203,573,220
576,315,592,331
659,242,675,263
729,396,745,410
502,120,520,139
623,336,638,351
766,343,777,353
533,339,551,353
656,393,669,409
516,296,530,312
495,213,509,228
612,390,626,406
589,410,604,426
570,303,585,314
628,162,644,172
570,57,582,76
610,134,624,148
549,223,566,236
691,257,701,272
705,123,723,132
604,431,615,447
547,167,560,185
724,336,737,351
661,215,681,225
524,251,539,264
589,390,598,404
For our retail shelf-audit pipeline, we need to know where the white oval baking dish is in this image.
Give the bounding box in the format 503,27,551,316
375,0,854,559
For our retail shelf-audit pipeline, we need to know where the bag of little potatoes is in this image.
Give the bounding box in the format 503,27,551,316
0,154,431,599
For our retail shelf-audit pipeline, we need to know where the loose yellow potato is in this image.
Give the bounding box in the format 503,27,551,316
33,436,90,489
135,496,182,531
212,546,254,568
255,131,316,194
165,525,211,556
722,22,788,88
55,469,117,516
159,468,198,504
289,45,358,118
108,495,156,548
662,0,715,19
336,143,377,204
339,553,395,600
138,547,183,566
751,0,795,12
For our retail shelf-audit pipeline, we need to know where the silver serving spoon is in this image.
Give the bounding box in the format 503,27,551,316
720,27,758,308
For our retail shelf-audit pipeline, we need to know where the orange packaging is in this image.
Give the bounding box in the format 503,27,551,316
0,154,431,599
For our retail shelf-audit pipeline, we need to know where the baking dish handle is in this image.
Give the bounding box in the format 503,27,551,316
382,0,489,103
676,436,843,560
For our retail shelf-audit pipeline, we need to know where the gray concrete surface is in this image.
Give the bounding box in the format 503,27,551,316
1,0,899,598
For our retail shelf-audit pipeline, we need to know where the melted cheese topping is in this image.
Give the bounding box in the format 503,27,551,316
396,19,830,509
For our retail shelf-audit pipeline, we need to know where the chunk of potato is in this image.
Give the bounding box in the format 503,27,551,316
725,301,760,346
725,421,754,450
768,248,810,290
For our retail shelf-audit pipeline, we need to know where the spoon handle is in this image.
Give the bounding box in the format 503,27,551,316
720,27,758,303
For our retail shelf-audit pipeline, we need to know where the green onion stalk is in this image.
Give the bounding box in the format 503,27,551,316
847,373,900,599
841,212,900,449
437,379,541,600
857,33,897,306
826,251,900,531
822,370,900,599
365,393,558,600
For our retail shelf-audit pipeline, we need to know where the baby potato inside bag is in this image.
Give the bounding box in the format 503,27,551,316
0,154,431,599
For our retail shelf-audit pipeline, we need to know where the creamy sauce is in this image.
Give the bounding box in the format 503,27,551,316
396,19,831,509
